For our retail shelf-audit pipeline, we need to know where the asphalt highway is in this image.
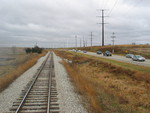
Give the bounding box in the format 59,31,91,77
85,52,150,67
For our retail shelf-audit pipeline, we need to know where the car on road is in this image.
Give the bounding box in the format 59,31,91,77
132,55,145,61
126,54,134,58
97,50,102,54
76,50,81,52
83,50,87,53
103,51,112,56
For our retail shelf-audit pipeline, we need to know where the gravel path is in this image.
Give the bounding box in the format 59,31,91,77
53,53,87,113
0,53,49,113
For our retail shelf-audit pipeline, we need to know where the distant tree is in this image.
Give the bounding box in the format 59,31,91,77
25,46,43,54
132,42,136,45
25,48,32,53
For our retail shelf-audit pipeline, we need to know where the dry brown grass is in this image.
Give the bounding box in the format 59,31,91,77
0,51,47,92
55,50,150,83
55,50,150,113
62,61,103,113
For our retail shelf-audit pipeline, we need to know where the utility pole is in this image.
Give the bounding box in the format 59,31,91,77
86,40,87,47
80,38,82,47
64,42,65,48
83,35,85,47
75,35,77,50
111,32,116,53
111,32,115,46
102,10,104,46
90,32,93,47
97,9,107,46
66,39,68,48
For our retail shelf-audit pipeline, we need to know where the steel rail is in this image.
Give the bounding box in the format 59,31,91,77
47,52,53,113
15,52,50,113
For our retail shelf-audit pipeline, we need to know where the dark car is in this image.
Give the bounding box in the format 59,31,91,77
97,50,102,54
103,51,112,56
83,50,87,53
132,55,145,61
126,54,134,58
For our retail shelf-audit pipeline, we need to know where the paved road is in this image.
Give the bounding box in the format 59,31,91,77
84,52,150,67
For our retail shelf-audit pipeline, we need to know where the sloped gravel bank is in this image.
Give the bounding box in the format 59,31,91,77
53,53,87,113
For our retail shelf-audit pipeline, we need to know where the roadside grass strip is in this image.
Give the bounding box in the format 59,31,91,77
55,50,150,113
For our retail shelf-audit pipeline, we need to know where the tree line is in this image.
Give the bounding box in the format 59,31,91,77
25,46,43,54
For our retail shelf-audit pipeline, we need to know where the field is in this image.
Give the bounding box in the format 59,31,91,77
54,50,150,113
0,47,26,77
0,47,47,92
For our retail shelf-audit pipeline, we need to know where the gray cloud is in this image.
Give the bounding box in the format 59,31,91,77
0,0,150,47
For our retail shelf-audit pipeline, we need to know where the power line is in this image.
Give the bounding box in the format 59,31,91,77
103,0,110,10
111,32,116,53
75,35,77,49
111,32,116,46
80,38,82,47
102,0,106,9
121,0,143,17
90,32,93,47
86,40,87,47
101,0,106,9
107,0,119,16
97,9,108,46
107,0,143,17
83,35,85,47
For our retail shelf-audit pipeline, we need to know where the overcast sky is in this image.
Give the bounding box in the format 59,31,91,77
0,0,150,48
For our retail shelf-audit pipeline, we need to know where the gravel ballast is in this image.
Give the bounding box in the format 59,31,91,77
0,52,87,113
53,53,87,113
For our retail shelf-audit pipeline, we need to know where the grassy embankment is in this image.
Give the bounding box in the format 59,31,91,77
54,50,150,113
75,45,150,59
0,51,48,92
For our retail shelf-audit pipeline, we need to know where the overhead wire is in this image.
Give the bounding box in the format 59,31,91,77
97,0,144,45
121,0,143,17
102,0,109,9
105,0,143,20
101,0,106,9
103,0,110,10
106,0,119,16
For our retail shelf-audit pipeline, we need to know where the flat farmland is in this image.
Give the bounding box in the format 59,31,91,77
0,47,26,77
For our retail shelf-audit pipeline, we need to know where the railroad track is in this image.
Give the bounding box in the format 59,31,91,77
9,52,59,113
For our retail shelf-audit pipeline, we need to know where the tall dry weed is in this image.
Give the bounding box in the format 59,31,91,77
62,61,103,113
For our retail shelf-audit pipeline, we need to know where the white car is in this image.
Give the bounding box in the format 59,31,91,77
132,55,145,61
